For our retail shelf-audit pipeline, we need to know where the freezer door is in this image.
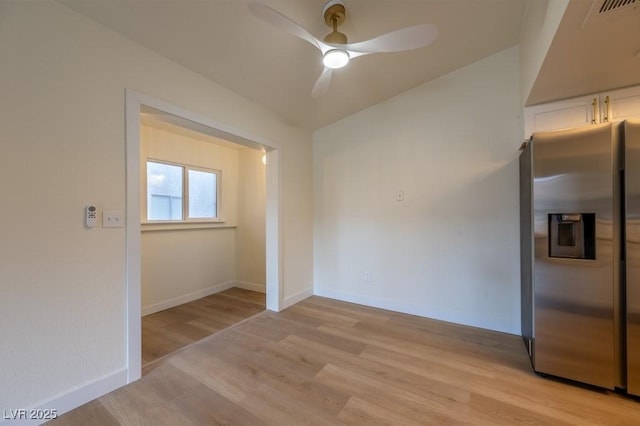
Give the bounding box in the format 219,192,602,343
533,124,618,389
626,120,640,396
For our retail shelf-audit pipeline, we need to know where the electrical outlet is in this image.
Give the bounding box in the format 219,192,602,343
364,271,372,282
396,191,404,201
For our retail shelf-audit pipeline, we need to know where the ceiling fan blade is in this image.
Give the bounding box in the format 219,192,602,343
345,24,438,58
311,67,333,98
248,3,329,53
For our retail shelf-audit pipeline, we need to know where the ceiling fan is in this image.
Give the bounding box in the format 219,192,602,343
248,0,439,98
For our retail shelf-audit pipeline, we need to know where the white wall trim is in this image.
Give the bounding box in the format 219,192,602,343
265,148,283,312
141,281,236,316
234,281,266,294
281,287,314,310
125,90,142,384
0,369,127,425
314,287,520,335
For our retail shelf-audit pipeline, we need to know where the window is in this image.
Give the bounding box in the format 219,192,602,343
146,160,220,222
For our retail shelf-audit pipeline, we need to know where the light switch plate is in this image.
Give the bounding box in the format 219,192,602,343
103,210,124,228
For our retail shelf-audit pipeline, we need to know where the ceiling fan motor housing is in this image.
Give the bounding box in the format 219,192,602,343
324,30,347,44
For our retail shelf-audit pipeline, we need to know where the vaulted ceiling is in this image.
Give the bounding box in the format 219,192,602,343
57,0,640,130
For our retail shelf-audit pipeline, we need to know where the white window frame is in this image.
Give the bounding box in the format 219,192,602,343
143,159,222,224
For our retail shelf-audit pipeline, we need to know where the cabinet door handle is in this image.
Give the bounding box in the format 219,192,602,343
604,96,610,122
592,98,597,124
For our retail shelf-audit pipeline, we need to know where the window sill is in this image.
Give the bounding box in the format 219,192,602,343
141,221,236,232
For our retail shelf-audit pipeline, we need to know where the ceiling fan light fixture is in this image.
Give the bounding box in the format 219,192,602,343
249,2,439,97
323,49,349,69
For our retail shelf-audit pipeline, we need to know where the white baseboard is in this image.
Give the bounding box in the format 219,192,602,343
234,281,266,293
141,281,235,316
313,287,520,335
1,369,127,425
281,288,313,310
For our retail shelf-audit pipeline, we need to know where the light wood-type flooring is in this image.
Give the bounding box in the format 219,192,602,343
142,287,266,366
50,296,640,425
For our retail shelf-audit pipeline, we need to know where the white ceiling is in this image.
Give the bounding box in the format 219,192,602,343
58,0,527,130
57,0,640,130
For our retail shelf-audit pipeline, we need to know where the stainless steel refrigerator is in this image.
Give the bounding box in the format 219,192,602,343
520,120,640,395
624,120,640,395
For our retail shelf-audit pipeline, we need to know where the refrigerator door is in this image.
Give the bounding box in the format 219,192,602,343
520,141,534,360
533,124,618,389
626,120,640,396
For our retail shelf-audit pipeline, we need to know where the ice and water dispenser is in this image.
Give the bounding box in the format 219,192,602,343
548,213,596,260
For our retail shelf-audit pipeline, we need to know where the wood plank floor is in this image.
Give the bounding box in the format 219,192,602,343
50,296,640,425
142,287,265,366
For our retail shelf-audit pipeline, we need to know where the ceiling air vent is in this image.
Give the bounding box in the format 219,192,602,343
598,0,636,14
582,0,640,28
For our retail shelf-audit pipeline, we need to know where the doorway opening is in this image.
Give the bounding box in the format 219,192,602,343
139,109,267,367
125,90,282,382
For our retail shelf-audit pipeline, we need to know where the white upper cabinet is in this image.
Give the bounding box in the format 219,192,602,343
602,86,640,123
524,85,640,139
524,94,598,138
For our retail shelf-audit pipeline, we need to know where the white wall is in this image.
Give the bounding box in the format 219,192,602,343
0,0,312,414
519,0,569,107
142,228,237,311
236,148,267,289
281,140,314,306
313,47,521,334
140,122,266,314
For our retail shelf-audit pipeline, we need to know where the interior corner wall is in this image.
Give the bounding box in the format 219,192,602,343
281,137,314,305
313,47,521,335
236,148,267,291
0,0,312,413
